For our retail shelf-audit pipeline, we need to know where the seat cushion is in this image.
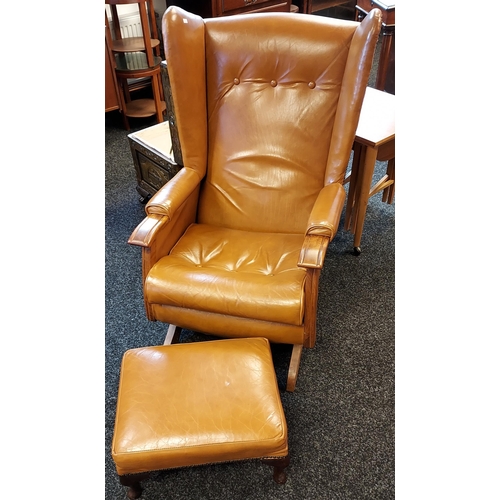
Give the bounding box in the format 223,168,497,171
145,224,307,326
111,338,288,475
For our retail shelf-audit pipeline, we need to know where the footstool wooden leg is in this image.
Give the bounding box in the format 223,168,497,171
119,472,150,499
261,455,290,484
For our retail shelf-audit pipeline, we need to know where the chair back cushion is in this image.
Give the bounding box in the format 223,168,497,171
163,9,381,234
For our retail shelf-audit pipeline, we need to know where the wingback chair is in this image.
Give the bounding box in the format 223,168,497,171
128,6,382,391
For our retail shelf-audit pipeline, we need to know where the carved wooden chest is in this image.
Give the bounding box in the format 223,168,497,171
128,121,181,203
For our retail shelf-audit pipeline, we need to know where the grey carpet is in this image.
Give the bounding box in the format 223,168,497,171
105,29,394,498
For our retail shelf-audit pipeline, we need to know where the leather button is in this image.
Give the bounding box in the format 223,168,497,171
233,78,240,85
308,81,316,89
270,80,277,87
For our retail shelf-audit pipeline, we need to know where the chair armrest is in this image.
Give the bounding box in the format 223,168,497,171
298,182,345,269
128,168,201,248
306,182,346,240
128,213,168,248
298,234,330,269
145,167,201,219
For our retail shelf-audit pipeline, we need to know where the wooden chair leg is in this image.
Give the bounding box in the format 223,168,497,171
119,472,150,500
286,344,303,392
151,72,164,125
116,77,130,131
164,324,182,345
261,455,290,484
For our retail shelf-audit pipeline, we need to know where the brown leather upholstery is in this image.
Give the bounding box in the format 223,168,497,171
129,7,382,390
112,338,288,475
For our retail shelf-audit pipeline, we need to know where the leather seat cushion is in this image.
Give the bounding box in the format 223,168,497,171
111,338,288,475
145,223,307,326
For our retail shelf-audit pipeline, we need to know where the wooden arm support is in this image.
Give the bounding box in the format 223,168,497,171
128,213,168,248
298,235,330,269
297,183,345,351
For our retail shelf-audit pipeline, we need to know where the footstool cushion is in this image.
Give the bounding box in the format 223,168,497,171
112,337,288,479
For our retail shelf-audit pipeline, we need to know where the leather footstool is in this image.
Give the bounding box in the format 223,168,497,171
111,337,290,499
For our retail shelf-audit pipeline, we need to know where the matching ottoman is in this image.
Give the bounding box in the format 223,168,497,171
111,337,290,499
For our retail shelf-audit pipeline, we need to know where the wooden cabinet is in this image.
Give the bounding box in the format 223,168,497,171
295,0,354,15
356,0,394,24
165,0,291,17
128,121,181,202
214,0,291,15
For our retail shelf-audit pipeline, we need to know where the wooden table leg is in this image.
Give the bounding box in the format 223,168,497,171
382,157,395,204
353,145,378,253
344,142,364,233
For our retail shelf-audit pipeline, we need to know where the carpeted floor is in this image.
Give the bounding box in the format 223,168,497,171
105,16,394,498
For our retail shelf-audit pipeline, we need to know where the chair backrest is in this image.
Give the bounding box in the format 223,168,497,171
163,8,381,234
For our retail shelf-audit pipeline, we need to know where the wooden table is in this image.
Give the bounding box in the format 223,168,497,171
344,86,395,254
355,0,395,94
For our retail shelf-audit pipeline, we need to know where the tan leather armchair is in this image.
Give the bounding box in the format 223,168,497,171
129,6,382,391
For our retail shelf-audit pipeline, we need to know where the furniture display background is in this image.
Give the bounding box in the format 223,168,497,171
105,0,166,129
105,25,121,113
295,0,355,14
165,0,292,16
165,0,355,15
105,4,395,500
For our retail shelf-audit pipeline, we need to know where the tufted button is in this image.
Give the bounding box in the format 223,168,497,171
233,78,240,85
270,80,277,87
308,81,316,89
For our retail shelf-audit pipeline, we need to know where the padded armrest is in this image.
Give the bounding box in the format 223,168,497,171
306,182,346,240
128,168,201,248
128,214,168,247
298,182,345,269
146,168,201,219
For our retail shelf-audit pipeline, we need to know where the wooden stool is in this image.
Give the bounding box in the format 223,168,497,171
111,338,290,499
344,86,395,255
105,0,166,130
